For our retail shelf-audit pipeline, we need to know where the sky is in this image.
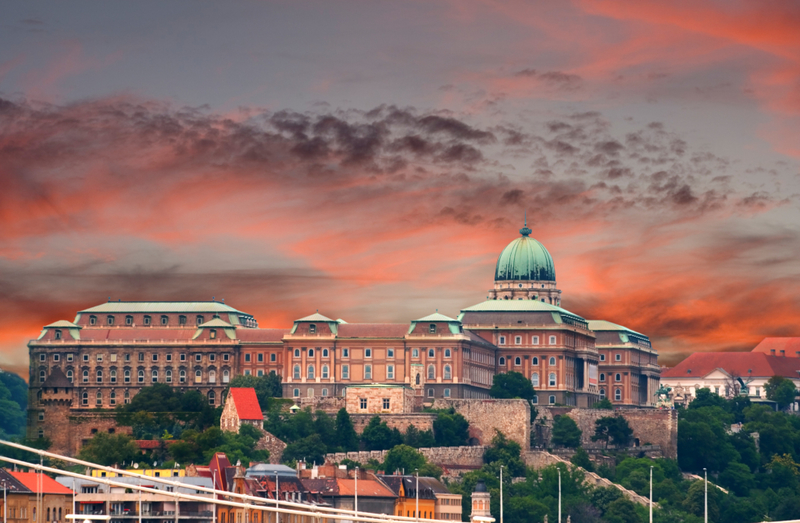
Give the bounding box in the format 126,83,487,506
1,0,800,378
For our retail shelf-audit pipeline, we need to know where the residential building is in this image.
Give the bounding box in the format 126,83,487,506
0,468,74,523
377,475,459,521
301,467,396,516
220,388,264,433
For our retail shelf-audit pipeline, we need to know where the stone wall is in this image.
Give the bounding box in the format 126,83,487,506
431,398,530,449
350,413,437,434
67,411,132,456
255,430,288,464
326,446,487,470
298,396,346,414
534,407,678,459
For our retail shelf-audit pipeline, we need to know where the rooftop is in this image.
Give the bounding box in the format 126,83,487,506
79,301,246,314
228,388,263,420
661,352,800,379
752,337,800,356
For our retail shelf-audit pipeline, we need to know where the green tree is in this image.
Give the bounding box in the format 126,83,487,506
590,487,623,516
689,388,727,410
683,480,721,522
490,372,537,418
361,416,402,451
591,416,632,448
282,434,326,464
591,398,613,410
335,408,359,451
0,379,25,437
382,444,442,478
228,373,283,409
764,376,797,410
604,498,640,523
551,415,582,448
403,425,436,448
433,409,470,447
483,430,526,477
718,462,755,497
570,447,594,472
78,432,140,466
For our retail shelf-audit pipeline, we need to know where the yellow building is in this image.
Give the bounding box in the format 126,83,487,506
91,467,185,478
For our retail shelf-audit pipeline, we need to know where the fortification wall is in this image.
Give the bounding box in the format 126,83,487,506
350,413,437,434
326,446,486,469
431,398,530,449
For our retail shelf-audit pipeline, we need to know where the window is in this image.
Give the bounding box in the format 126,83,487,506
293,365,301,379
383,398,390,409
270,353,276,362
309,324,316,334
428,388,434,397
66,370,73,383
223,369,230,383
125,315,133,326
387,348,394,358
600,354,606,361
83,354,89,362
532,395,538,404
615,373,621,382
599,388,606,399
499,336,506,345
152,370,158,383
82,392,88,406
197,315,204,325
365,364,372,380
343,348,349,357
322,365,329,379
139,352,144,362
209,354,215,362
342,365,349,379
532,336,539,345
428,348,435,358
322,388,328,397
549,395,556,405
599,373,606,382
124,390,130,404
179,370,186,383
387,365,394,379
515,357,522,366
322,348,329,358
360,398,367,409
365,348,372,358
615,389,622,401
531,357,539,366
444,348,451,358
195,353,202,362
209,329,217,339
308,348,314,357
245,353,251,363
89,315,97,325
444,365,451,380
96,390,103,406
123,369,130,383
195,370,202,383
293,388,300,398
82,370,89,383
166,353,172,362
429,324,437,334
549,336,556,345
39,370,46,382
152,353,158,362
166,370,172,383
307,365,315,379
257,369,263,377
531,372,539,387
444,388,451,398
257,353,264,363
499,357,506,366
143,315,151,326
209,370,216,383
67,353,73,362
110,390,116,406
427,365,435,380
515,336,522,345
160,315,169,325
179,315,187,325
97,354,103,362
110,370,117,383
549,357,556,366
549,372,556,386
412,348,419,358
54,330,62,340
615,353,622,361
107,315,115,326
208,390,216,405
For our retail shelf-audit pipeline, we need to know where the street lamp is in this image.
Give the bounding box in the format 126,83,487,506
649,466,653,523
354,467,359,516
415,468,419,523
703,468,708,523
3,479,7,523
557,467,561,523
499,466,503,523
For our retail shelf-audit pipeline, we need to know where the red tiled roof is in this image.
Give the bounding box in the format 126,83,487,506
236,329,288,343
229,388,263,420
337,323,408,338
135,440,161,449
661,352,800,379
10,472,73,495
209,453,231,491
335,478,396,498
752,338,800,357
81,329,196,342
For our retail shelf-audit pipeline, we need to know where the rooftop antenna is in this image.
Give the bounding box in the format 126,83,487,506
212,296,215,301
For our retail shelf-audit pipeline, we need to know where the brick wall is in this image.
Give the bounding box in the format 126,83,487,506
346,386,414,414
534,407,678,459
326,446,487,469
431,398,530,449
350,413,437,434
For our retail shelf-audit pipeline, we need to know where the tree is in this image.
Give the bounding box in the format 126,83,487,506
335,409,359,452
403,425,435,448
433,409,470,447
570,447,594,472
382,445,442,478
78,432,140,466
591,416,632,448
282,434,326,465
689,388,727,410
764,376,797,410
361,416,402,451
483,431,525,477
718,462,755,497
490,371,537,417
551,415,582,448
591,399,613,410
683,480,720,522
603,498,640,523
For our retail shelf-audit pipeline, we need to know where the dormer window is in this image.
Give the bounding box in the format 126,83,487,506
196,315,204,325
89,315,97,325
179,315,187,325
54,330,62,340
309,324,317,334
107,315,115,326
125,315,133,326
160,315,169,326
429,324,436,334
210,329,217,339
143,315,151,326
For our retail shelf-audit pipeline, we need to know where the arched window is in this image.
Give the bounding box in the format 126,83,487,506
126,315,133,325
428,348,435,358
179,370,186,383
39,370,46,383
444,365,452,380
549,372,556,386
124,369,130,383
107,315,115,326
110,390,116,405
532,357,539,365
615,389,622,401
165,370,172,383
515,357,521,366
549,357,556,366
427,388,434,397
599,388,606,398
322,388,329,397
124,390,130,404
110,370,116,383
143,315,151,326
445,348,451,358
293,365,301,379
89,315,97,325
307,365,315,380
223,369,230,383
293,388,300,397
96,390,103,406
322,348,329,357
427,365,435,380
308,348,314,357
161,315,169,326
499,357,506,366
195,370,202,383
322,365,329,379
531,372,539,387
208,390,216,405
429,324,436,334
309,324,317,334
82,392,89,406
66,369,73,383
54,330,62,340
615,373,621,382
209,370,216,383
599,373,605,382
444,388,451,397
82,370,89,383
138,370,145,383
549,395,556,405
416,373,420,385
307,388,314,398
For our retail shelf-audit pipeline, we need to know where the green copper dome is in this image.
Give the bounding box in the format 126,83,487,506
494,224,556,281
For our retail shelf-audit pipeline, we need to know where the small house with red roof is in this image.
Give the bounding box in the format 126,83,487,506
0,468,74,523
221,388,263,433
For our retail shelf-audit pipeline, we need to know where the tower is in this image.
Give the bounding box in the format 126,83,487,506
470,480,495,523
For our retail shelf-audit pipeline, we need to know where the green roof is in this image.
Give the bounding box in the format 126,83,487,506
197,318,234,328
460,299,575,315
44,320,81,329
296,312,335,322
414,312,458,322
494,226,556,282
79,301,245,314
587,320,645,337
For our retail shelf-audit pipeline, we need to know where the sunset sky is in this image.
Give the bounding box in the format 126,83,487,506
2,1,799,377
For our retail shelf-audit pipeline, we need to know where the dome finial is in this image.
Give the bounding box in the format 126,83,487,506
519,211,532,237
